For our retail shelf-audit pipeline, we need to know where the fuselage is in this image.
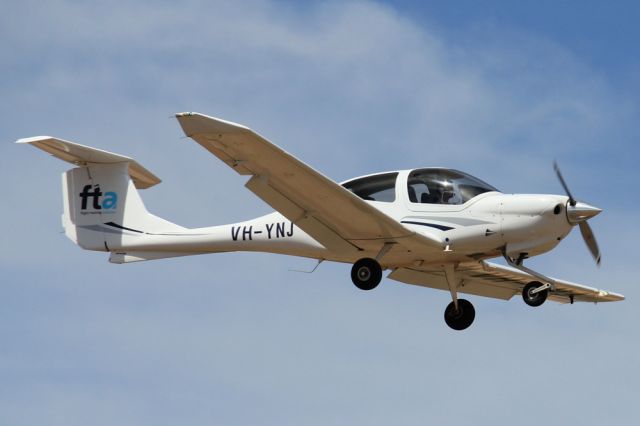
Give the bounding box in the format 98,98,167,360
114,168,576,267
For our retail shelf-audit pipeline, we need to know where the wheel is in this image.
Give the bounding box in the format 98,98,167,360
351,258,382,291
522,281,548,307
444,299,475,330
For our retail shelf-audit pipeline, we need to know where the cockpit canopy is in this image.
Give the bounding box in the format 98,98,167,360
342,169,498,205
407,168,498,205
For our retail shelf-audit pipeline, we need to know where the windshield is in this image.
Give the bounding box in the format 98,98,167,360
407,168,498,205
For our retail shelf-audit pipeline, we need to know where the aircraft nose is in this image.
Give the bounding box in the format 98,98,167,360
566,201,602,224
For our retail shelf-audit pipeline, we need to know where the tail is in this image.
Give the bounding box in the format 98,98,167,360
17,136,186,253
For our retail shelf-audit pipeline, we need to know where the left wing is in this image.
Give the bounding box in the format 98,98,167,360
175,112,444,256
388,261,624,303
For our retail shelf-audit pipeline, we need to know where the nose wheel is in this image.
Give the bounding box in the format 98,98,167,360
522,281,549,307
444,299,475,330
351,258,382,290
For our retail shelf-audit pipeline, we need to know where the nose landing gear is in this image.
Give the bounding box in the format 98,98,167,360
522,281,550,307
503,249,554,307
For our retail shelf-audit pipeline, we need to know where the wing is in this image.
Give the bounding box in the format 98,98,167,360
388,261,624,303
175,112,444,255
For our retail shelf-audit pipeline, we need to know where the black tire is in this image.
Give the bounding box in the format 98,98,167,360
351,258,382,291
444,299,475,331
522,281,548,307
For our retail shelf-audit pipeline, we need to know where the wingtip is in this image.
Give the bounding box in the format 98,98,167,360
16,136,55,144
174,111,251,134
597,289,625,302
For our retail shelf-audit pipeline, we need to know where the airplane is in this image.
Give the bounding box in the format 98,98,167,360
19,112,624,330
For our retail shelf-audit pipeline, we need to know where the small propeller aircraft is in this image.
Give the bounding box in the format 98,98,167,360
20,112,624,330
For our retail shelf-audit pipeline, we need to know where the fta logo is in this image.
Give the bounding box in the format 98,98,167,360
79,185,118,210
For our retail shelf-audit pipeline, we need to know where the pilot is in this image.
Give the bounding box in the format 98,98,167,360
421,187,441,204
423,181,459,204
442,190,455,203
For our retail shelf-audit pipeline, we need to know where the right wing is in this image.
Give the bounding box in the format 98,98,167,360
388,261,625,303
175,112,444,255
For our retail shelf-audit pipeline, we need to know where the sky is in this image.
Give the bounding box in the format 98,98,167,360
1,1,639,424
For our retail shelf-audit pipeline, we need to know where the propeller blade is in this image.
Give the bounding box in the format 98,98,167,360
555,163,602,265
553,161,576,206
579,221,601,266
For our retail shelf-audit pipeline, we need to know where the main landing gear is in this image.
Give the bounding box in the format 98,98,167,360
349,258,477,330
444,299,475,330
350,258,382,291
349,258,479,330
350,244,394,291
443,264,475,330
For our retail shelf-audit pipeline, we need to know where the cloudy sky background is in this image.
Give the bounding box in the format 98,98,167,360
1,1,639,424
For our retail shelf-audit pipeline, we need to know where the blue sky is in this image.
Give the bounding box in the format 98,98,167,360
392,1,640,71
1,1,639,425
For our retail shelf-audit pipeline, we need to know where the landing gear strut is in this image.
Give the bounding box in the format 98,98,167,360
443,264,475,330
351,258,382,291
444,299,475,331
502,249,555,308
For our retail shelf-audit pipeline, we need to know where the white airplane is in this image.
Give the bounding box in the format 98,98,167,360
20,112,624,330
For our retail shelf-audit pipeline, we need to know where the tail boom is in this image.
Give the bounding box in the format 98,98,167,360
20,137,328,262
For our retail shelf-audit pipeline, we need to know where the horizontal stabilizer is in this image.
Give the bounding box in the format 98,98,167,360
17,136,161,189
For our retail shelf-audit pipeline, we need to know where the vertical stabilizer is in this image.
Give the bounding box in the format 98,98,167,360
19,136,184,251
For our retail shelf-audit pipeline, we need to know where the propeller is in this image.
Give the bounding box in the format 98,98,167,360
553,161,576,206
554,162,602,266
